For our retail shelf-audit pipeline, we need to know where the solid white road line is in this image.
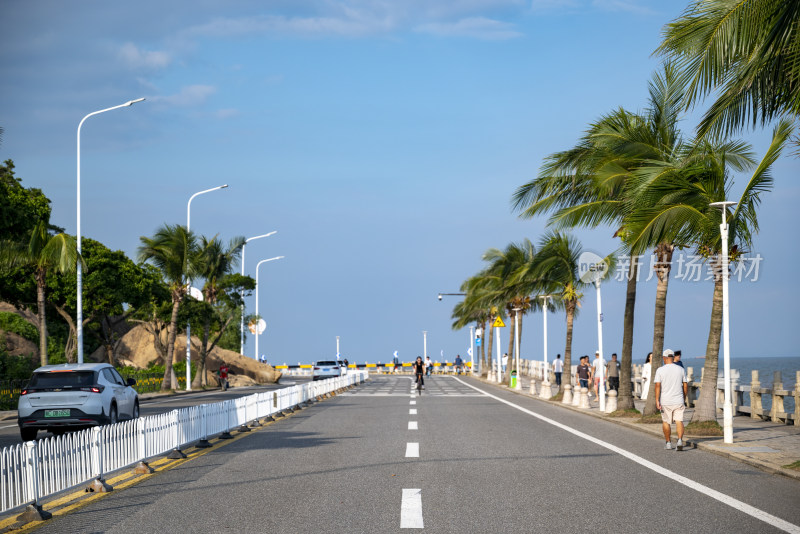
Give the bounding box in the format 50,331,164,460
0,424,18,430
401,488,424,529
409,409,417,415
406,442,419,458
408,421,418,430
454,378,800,534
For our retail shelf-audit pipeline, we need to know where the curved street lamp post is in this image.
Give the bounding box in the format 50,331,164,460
76,98,145,364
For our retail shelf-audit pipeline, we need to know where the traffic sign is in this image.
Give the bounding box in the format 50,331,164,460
476,338,482,346
493,317,505,328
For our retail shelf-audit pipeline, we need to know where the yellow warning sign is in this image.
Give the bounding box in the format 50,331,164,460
493,316,505,328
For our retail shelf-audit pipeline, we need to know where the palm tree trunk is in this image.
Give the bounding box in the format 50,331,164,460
618,255,639,410
692,258,723,423
479,320,486,374
643,244,674,416
192,318,212,389
562,301,575,391
163,298,181,390
36,269,47,366
54,305,77,363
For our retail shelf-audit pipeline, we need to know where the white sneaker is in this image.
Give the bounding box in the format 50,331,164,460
664,442,672,450
676,439,684,451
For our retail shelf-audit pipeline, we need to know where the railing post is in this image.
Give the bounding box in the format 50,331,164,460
167,410,188,459
793,371,800,427
750,370,763,420
731,368,741,414
19,441,51,521
219,400,234,439
87,427,113,492
196,404,212,447
132,417,155,473
770,371,785,423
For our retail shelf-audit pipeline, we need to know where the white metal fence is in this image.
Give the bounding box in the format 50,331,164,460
0,371,367,516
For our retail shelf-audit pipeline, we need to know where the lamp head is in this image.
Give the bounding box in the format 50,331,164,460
438,294,442,301
126,98,146,106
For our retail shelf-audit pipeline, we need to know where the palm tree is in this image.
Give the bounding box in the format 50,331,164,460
513,65,688,409
0,221,80,366
138,224,199,390
656,0,800,140
482,239,541,384
627,119,792,422
192,235,245,387
527,232,591,392
450,298,488,374
460,273,505,378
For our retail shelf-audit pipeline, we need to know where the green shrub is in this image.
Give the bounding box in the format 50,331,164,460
0,311,38,342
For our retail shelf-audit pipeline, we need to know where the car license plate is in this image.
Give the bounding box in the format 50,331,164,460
44,409,70,418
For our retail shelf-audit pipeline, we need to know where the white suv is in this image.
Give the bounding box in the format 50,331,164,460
312,360,343,381
17,363,139,441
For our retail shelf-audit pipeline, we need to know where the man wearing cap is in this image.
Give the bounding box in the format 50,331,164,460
654,349,688,450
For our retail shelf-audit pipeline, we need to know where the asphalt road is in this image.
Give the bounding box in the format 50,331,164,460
28,375,800,533
0,379,307,449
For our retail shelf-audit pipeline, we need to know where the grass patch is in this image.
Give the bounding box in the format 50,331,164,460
782,460,800,471
638,413,664,424
550,392,563,402
685,420,724,436
608,408,641,418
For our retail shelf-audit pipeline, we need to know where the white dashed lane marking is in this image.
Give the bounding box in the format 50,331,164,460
408,421,418,430
409,409,417,415
401,489,424,529
405,442,419,458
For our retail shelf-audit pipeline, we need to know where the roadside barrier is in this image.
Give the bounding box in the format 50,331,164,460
0,371,368,518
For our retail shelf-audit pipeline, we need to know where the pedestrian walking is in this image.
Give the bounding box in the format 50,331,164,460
577,356,591,392
393,353,400,374
654,349,688,451
606,353,621,392
640,353,652,400
218,364,229,391
591,351,606,400
552,354,563,387
502,353,508,374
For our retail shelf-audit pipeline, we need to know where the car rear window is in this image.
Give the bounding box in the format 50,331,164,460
316,361,338,366
27,371,96,389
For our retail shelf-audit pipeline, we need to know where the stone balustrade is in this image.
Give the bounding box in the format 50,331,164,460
519,359,798,425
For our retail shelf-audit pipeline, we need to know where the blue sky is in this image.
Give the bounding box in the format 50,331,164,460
1,0,798,366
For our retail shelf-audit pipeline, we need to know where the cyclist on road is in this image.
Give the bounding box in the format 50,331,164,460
412,356,425,390
454,354,464,375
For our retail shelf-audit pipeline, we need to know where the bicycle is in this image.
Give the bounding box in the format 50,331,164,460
415,373,423,395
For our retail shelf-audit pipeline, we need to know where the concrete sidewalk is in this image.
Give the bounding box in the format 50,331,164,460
483,373,800,481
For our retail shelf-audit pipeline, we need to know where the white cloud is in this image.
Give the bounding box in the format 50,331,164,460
150,85,217,107
415,17,522,40
215,108,240,119
118,42,171,70
591,0,657,15
186,14,389,39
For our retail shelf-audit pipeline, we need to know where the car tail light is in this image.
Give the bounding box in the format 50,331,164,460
314,367,320,370
80,386,104,393
20,389,29,395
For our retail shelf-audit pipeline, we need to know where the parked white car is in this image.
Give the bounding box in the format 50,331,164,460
17,363,139,441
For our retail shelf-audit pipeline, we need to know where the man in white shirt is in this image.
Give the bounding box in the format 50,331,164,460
552,354,564,387
591,351,606,400
654,349,688,451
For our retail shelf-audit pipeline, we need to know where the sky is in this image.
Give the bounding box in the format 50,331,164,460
1,0,798,367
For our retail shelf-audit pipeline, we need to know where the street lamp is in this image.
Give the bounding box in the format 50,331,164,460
186,184,229,391
595,278,606,411
336,336,340,360
240,231,277,355
254,256,284,362
539,295,553,398
437,292,470,372
437,292,466,301
711,200,737,444
76,98,145,364
423,331,427,360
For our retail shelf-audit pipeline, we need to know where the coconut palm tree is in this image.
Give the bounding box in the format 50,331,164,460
191,235,246,387
482,239,542,384
526,232,593,392
0,221,80,366
450,297,488,374
656,0,800,140
460,273,505,378
513,65,688,409
627,119,792,422
138,224,200,390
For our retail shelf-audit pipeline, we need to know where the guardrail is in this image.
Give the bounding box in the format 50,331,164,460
0,371,368,518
